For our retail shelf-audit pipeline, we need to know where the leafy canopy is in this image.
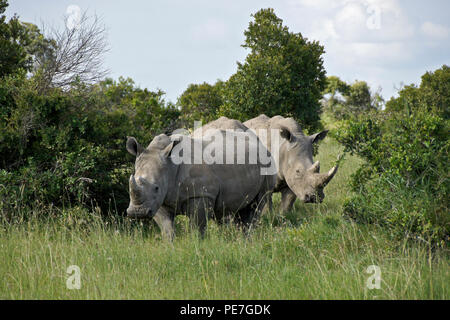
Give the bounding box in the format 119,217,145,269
0,0,33,77
177,80,224,127
322,76,384,120
220,8,327,132
386,65,450,118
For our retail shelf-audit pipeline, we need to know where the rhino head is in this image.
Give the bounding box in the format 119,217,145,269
278,127,339,203
125,135,178,218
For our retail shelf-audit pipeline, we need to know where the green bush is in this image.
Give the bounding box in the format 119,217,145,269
335,66,449,247
219,8,326,132
0,75,180,217
177,81,225,127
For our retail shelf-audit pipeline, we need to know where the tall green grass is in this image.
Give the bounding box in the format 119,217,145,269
0,138,448,299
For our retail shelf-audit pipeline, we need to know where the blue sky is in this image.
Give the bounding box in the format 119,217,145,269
7,0,450,103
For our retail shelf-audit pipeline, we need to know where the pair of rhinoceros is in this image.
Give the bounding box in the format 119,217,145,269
126,114,339,239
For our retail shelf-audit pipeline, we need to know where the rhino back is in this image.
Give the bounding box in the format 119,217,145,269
192,116,248,138
169,132,271,214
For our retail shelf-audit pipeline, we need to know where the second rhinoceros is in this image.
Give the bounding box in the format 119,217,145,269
193,115,339,213
126,130,275,239
244,115,339,212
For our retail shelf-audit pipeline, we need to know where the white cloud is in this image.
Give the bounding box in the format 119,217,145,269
334,2,369,41
290,0,414,42
289,0,349,9
286,0,428,99
288,0,415,66
333,0,414,42
420,22,450,39
339,42,413,64
191,18,228,41
309,19,339,41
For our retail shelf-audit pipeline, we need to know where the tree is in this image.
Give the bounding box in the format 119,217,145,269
323,76,350,98
221,8,326,131
0,1,109,90
322,76,350,114
346,81,383,113
33,11,109,90
386,65,449,118
322,76,383,119
0,74,181,213
95,77,181,141
177,80,224,127
0,0,32,77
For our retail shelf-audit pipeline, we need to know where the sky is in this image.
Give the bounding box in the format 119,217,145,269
7,0,450,103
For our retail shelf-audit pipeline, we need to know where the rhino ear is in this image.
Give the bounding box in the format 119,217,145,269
126,136,144,157
309,130,329,144
162,137,182,158
279,126,294,143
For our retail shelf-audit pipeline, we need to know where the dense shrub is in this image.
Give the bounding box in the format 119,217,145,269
0,75,180,216
177,81,225,127
335,66,449,247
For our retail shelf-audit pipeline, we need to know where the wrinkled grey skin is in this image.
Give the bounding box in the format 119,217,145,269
126,131,275,240
192,117,248,137
194,115,339,213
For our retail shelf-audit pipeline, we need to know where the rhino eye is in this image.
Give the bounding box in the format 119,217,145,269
154,185,159,192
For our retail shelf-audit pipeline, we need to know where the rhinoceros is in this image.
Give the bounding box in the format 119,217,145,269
193,115,339,213
244,115,339,212
126,130,276,239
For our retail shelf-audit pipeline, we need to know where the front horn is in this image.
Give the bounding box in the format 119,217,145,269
129,174,144,201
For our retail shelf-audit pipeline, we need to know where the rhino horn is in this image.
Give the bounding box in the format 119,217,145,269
317,165,339,187
129,174,144,201
308,161,320,173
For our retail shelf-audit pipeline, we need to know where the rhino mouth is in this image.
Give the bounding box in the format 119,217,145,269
303,194,324,204
126,205,154,219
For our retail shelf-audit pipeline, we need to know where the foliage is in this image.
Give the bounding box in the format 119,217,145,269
322,76,384,120
219,8,326,132
323,76,351,99
0,0,32,77
177,80,224,127
335,66,449,246
0,75,180,215
386,65,450,118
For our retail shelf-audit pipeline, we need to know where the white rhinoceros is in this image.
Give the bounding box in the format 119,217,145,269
244,115,339,212
126,130,276,239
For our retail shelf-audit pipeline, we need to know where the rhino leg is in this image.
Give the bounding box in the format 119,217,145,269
280,188,297,213
235,190,271,233
234,204,254,231
185,198,213,238
153,207,175,241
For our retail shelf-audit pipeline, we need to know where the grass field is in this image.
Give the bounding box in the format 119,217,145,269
0,137,448,299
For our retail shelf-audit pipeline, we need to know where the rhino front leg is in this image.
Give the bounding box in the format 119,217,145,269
185,198,213,238
280,188,297,213
153,207,175,241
